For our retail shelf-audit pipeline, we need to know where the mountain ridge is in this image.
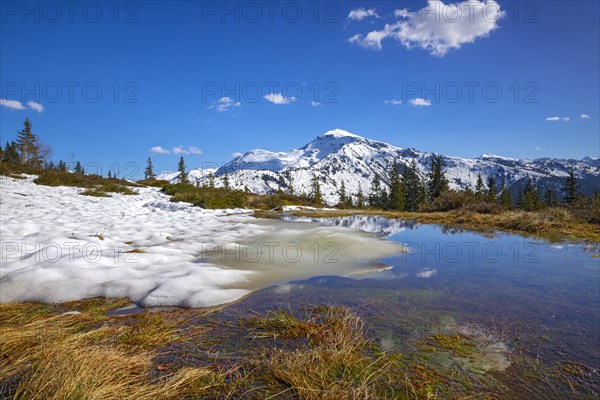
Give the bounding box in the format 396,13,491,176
158,129,600,205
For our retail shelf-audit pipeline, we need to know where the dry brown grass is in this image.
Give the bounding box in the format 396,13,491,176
0,303,235,400
247,306,394,400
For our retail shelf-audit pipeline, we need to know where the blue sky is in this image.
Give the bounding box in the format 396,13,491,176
1,0,598,177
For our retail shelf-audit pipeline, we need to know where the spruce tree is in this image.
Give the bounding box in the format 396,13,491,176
356,185,365,208
108,171,112,179
516,186,524,209
475,173,485,200
337,180,349,208
402,160,424,212
427,155,448,202
144,157,155,180
2,141,20,164
520,179,542,211
369,174,383,208
74,161,83,174
284,171,295,195
499,175,512,209
486,176,497,202
177,156,188,184
208,172,215,188
561,170,579,205
223,174,230,190
389,162,405,211
543,188,557,207
16,118,38,166
310,174,323,206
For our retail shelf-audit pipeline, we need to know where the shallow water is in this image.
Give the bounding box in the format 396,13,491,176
202,218,403,291
233,215,600,368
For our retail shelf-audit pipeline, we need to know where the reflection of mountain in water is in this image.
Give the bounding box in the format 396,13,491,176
282,215,417,237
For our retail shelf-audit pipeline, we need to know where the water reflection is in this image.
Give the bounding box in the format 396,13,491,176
281,215,417,237
244,214,600,367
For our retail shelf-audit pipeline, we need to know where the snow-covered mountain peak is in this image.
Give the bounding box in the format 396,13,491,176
320,128,363,139
479,153,517,161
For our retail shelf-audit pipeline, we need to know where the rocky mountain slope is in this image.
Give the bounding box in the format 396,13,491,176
159,129,600,205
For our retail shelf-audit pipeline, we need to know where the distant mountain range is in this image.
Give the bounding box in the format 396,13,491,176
158,129,600,205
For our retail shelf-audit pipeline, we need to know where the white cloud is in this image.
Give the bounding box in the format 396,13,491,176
264,93,296,104
27,101,44,113
384,99,402,105
0,99,26,111
210,96,241,112
394,9,413,18
172,146,190,155
188,146,203,155
409,98,432,107
149,146,170,154
348,28,393,50
348,8,379,21
545,116,561,121
150,145,202,155
562,117,571,122
311,101,321,107
232,152,243,158
580,114,591,119
534,146,541,151
349,0,505,56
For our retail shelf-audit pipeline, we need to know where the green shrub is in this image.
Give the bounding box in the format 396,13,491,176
162,183,315,210
137,179,170,188
81,189,111,197
34,170,137,189
424,190,477,212
0,162,41,177
571,196,600,225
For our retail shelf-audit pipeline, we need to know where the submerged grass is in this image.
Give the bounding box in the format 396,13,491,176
1,300,597,399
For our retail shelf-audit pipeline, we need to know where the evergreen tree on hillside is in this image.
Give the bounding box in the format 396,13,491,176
57,160,67,172
15,118,49,168
144,157,155,180
283,171,295,195
223,174,230,190
208,172,215,188
519,179,543,211
499,175,512,209
389,162,405,211
16,118,36,166
475,173,485,200
402,160,425,212
561,170,579,205
427,155,448,202
108,171,113,179
74,161,84,174
543,188,557,207
2,141,20,164
177,156,188,184
356,185,365,208
310,174,323,206
486,176,497,202
369,174,384,208
337,180,352,208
